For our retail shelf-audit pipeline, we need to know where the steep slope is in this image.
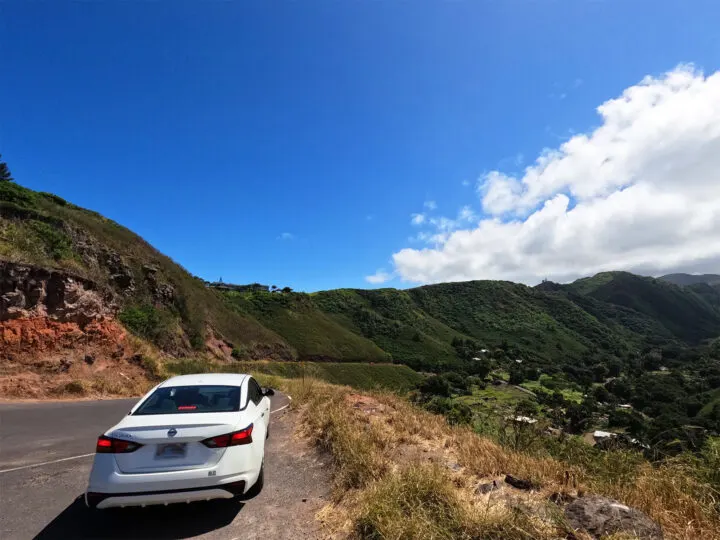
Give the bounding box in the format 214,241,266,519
567,272,720,343
409,280,634,361
220,290,390,362
1,181,292,360
314,288,466,371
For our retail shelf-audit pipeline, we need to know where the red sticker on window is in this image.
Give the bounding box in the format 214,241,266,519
177,405,197,410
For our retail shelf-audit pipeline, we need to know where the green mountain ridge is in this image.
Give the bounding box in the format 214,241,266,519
3,181,720,373
659,273,720,287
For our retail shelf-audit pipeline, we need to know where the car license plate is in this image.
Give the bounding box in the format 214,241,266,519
156,443,187,459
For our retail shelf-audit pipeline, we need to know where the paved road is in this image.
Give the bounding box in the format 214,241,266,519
0,393,331,539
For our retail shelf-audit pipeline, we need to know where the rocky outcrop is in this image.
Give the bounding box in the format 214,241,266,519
142,264,174,303
0,261,115,324
564,495,663,539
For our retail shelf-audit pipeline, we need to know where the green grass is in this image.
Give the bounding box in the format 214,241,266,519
221,290,389,362
165,359,424,392
454,384,531,415
520,380,583,403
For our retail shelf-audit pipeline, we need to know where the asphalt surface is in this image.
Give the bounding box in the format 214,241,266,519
0,392,332,539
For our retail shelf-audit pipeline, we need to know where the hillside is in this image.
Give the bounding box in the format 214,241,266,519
566,271,720,343
4,181,720,391
1,181,293,361
659,273,720,287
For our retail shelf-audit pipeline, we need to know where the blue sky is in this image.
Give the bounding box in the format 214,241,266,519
2,1,719,291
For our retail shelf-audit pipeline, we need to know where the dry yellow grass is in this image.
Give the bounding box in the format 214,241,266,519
278,377,720,540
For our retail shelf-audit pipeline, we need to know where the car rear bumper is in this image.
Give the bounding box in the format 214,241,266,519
86,480,246,509
85,449,262,509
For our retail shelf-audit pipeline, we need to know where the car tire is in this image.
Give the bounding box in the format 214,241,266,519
266,424,270,439
241,461,264,500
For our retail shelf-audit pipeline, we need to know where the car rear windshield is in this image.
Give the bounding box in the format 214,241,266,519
133,385,241,415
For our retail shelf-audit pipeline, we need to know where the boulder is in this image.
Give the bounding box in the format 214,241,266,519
476,481,499,494
564,495,663,539
504,474,535,490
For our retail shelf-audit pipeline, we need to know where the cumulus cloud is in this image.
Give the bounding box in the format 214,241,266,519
424,200,437,210
277,232,294,241
411,213,426,225
365,269,393,284
392,65,720,285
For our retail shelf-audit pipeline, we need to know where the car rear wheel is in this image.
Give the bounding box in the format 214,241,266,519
241,461,264,500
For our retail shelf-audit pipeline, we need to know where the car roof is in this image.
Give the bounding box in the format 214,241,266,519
159,373,249,388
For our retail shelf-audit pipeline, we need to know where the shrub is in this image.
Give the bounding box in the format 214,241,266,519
140,355,165,380
417,375,451,397
424,396,452,415
39,192,68,206
30,221,73,260
447,402,473,425
119,305,174,345
64,380,88,395
231,345,248,360
509,367,525,385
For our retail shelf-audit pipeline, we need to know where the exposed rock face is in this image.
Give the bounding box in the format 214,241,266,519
142,264,175,303
101,249,135,293
0,261,115,324
564,495,663,539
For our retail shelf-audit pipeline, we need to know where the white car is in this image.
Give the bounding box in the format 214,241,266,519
85,373,273,509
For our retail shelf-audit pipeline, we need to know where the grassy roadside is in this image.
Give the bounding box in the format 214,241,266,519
272,377,720,540
165,359,423,392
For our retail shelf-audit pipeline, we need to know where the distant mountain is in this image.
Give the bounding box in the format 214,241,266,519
659,273,720,287
566,271,720,343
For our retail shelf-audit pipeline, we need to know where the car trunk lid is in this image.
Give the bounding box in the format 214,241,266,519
108,412,242,473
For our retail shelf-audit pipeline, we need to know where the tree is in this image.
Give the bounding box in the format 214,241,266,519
281,286,293,293
0,155,12,182
417,375,451,398
509,367,525,385
608,359,623,378
442,372,469,394
592,364,609,383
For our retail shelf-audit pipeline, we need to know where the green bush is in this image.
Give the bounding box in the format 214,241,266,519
417,375,451,397
29,221,73,260
39,192,68,206
447,402,473,425
119,305,174,344
140,355,165,380
231,345,248,360
0,181,36,206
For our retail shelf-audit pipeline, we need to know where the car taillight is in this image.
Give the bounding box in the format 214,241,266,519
201,424,253,448
96,435,143,454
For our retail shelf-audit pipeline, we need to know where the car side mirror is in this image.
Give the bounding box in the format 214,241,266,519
262,387,275,397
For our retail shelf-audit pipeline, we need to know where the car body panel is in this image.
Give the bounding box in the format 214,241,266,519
85,373,271,508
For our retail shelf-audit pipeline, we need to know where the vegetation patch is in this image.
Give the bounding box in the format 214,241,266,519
165,359,423,392
280,378,720,539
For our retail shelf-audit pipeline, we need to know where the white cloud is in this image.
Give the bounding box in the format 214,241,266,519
411,213,426,225
277,232,294,241
458,206,476,223
462,179,471,187
365,269,393,284
392,65,720,285
424,200,437,210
